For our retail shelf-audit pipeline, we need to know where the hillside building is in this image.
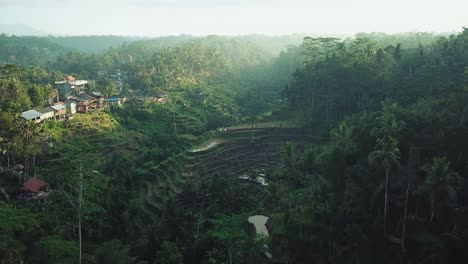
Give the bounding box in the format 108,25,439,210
55,75,88,98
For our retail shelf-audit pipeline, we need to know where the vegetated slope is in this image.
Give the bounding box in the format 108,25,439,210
120,35,198,57
39,112,141,176
121,34,305,69
0,35,67,66
46,36,145,53
125,124,327,241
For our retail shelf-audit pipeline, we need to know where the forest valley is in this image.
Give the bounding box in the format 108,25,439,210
0,30,468,264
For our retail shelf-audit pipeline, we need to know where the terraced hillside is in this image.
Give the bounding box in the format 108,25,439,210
126,125,327,237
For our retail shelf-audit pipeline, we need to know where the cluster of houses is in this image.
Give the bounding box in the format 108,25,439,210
20,76,126,123
21,103,68,123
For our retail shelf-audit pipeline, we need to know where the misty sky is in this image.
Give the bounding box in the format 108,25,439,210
0,0,466,36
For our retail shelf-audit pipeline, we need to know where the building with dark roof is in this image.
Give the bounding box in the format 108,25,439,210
36,107,55,121
76,92,105,113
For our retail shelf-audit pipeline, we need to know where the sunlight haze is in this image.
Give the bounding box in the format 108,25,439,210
0,0,466,36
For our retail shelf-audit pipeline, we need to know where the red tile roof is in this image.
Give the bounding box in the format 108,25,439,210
23,177,45,192
65,75,76,81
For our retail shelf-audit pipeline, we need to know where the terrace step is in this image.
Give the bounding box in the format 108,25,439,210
134,126,321,225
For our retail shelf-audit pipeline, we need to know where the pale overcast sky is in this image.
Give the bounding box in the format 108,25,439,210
0,0,466,36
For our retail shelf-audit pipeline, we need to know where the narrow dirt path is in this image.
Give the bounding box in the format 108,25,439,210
189,139,223,152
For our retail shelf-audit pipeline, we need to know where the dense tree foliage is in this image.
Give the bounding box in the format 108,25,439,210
0,29,467,263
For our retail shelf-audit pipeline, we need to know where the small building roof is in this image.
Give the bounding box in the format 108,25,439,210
51,104,66,111
23,177,45,192
36,107,54,114
75,97,90,102
21,110,42,120
70,80,87,86
65,75,76,81
106,97,123,101
155,92,168,98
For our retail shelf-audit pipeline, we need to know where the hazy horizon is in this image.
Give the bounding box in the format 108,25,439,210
0,0,466,36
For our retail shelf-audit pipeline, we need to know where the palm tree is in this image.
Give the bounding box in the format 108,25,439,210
371,100,404,139
283,141,298,171
369,136,400,239
330,121,355,155
16,120,42,180
375,48,386,65
365,43,376,61
0,137,9,169
282,141,301,187
392,43,402,62
336,42,346,64
248,115,258,143
417,156,460,223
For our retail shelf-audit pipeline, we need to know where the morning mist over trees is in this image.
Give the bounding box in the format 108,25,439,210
0,0,467,263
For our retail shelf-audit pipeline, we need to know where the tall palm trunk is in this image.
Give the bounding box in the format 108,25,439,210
78,200,82,264
33,155,36,177
402,179,409,251
173,105,177,136
78,164,83,264
194,196,205,248
384,164,389,239
430,194,436,223
250,120,254,143
228,246,233,264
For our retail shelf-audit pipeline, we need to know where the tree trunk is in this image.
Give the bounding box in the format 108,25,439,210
195,196,205,248
78,206,82,264
173,107,177,136
307,80,316,121
430,193,436,223
128,171,136,194
460,106,467,127
353,249,360,264
228,246,233,264
326,85,331,129
33,155,36,177
78,165,83,264
402,179,409,252
384,166,389,239
24,159,28,182
250,121,254,143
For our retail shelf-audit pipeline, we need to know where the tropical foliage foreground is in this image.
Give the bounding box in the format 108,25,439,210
0,30,468,263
